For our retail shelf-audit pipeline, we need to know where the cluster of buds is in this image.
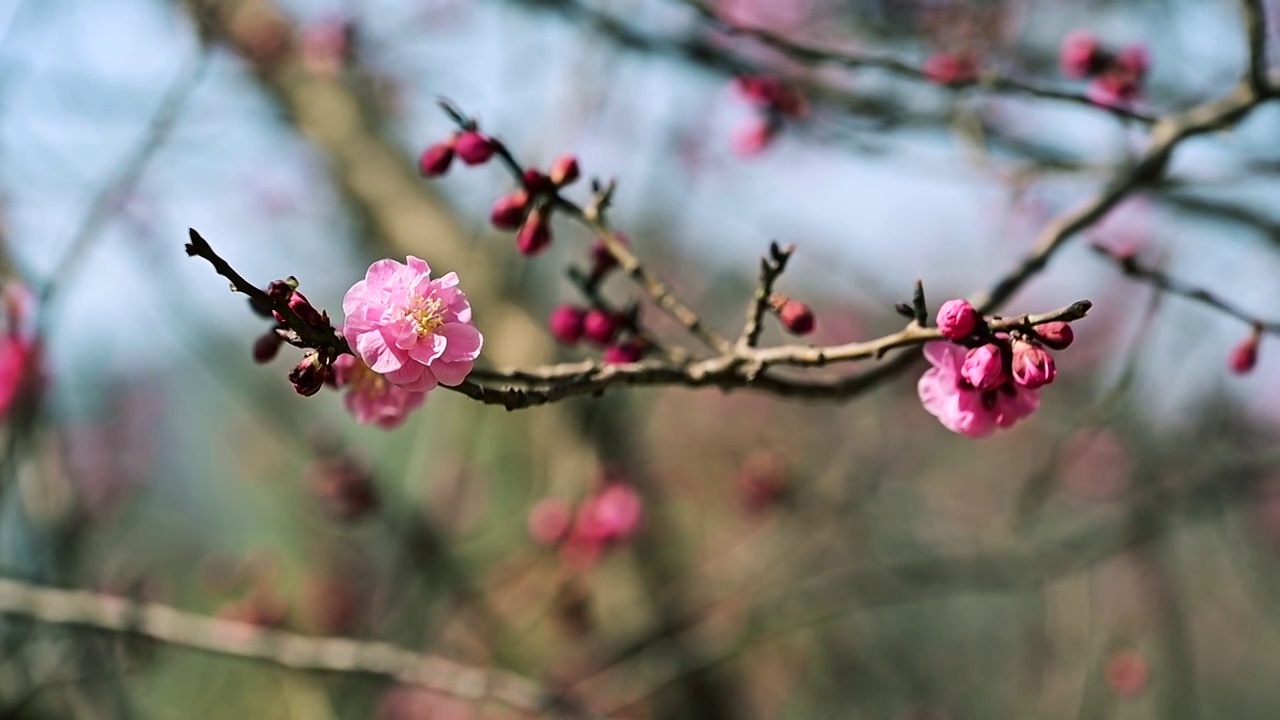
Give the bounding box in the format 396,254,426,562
922,50,981,86
247,277,341,397
768,293,816,335
937,298,1072,391
548,302,648,364
1059,31,1149,106
527,477,644,571
417,127,498,177
489,155,580,256
732,75,807,156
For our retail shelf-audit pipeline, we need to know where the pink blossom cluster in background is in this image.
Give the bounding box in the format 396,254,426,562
918,299,1076,437
528,478,644,570
1059,31,1150,107
0,283,40,420
922,50,980,86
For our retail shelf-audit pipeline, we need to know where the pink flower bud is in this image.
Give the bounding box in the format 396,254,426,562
515,209,552,256
288,353,328,397
582,309,620,346
490,190,529,230
548,305,587,345
454,130,495,165
576,484,643,544
522,169,553,195
274,290,327,329
1104,650,1149,700
960,343,1006,391
778,300,815,335
1011,339,1057,389
528,498,573,546
936,299,979,340
1060,31,1105,78
1114,44,1149,78
603,338,646,364
549,155,580,186
266,278,296,301
1035,321,1075,350
252,331,284,364
923,51,979,86
417,141,454,176
1230,332,1261,375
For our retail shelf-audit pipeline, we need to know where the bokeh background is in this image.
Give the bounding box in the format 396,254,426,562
1,0,1280,717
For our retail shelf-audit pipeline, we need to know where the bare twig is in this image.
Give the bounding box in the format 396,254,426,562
1092,243,1280,334
0,576,594,717
676,0,1157,124
738,241,794,349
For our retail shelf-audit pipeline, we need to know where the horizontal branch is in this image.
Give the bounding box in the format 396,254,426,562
453,301,1092,409
0,576,593,717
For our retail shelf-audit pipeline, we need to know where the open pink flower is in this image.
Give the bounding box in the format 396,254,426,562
333,354,427,428
575,483,644,544
918,342,1039,438
342,257,483,393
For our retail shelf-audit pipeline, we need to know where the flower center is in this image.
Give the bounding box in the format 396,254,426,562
406,295,445,337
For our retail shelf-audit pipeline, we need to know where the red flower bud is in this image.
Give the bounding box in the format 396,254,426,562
549,155,580,186
288,353,329,397
1035,321,1075,350
417,140,455,176
1060,31,1107,79
490,190,529,230
522,169,553,195
603,338,646,364
777,299,815,335
582,309,620,346
589,233,628,278
548,305,587,345
515,209,552,256
454,130,495,165
274,290,327,330
1230,332,1261,375
252,331,284,364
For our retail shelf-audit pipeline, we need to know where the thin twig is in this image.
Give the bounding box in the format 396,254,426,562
738,241,794,349
1091,244,1280,333
0,576,595,717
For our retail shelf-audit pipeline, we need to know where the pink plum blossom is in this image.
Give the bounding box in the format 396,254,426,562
333,354,427,428
342,257,483,393
918,342,1039,438
1011,339,1057,389
960,343,1006,391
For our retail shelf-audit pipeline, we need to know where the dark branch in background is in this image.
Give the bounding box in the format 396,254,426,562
0,576,600,719
1242,0,1271,94
1092,244,1280,334
675,0,1157,124
738,242,794,349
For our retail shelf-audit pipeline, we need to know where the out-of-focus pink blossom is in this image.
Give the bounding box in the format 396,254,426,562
1060,30,1105,78
735,76,806,118
378,687,476,720
737,451,789,513
516,209,552,255
1088,44,1149,107
0,334,38,418
418,141,455,177
582,309,621,346
1104,649,1149,699
549,154,580,185
489,190,528,229
574,483,644,544
918,342,1039,437
936,299,979,340
342,257,483,393
528,497,573,546
1011,339,1057,389
333,354,426,428
960,343,1006,391
922,51,979,86
590,233,628,278
301,18,352,77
